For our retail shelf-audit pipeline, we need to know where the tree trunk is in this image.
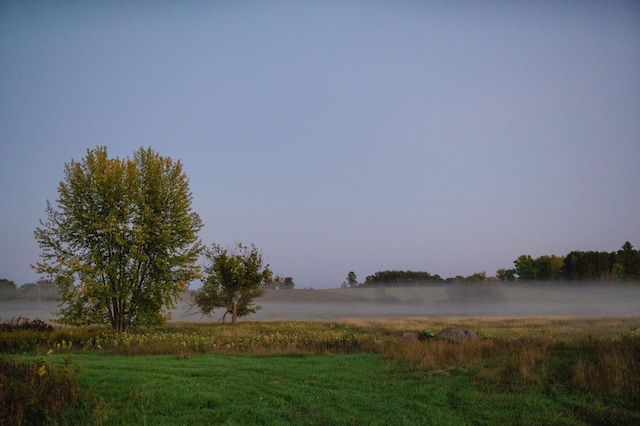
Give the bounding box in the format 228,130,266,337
231,303,238,324
115,314,125,332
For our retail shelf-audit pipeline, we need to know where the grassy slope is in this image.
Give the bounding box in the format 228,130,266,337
54,353,589,426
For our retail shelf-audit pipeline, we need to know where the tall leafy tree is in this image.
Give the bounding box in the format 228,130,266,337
514,255,536,280
563,250,616,281
534,255,563,281
194,243,272,324
34,146,204,331
617,241,640,280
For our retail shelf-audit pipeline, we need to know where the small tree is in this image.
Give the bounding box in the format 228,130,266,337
264,275,282,290
34,146,203,331
194,243,272,324
346,271,358,287
281,277,295,289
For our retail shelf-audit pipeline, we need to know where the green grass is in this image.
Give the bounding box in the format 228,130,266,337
3,317,639,425
47,352,612,426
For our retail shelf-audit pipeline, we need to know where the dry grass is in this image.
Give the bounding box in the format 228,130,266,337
332,315,638,342
309,315,640,398
572,334,640,394
379,334,639,394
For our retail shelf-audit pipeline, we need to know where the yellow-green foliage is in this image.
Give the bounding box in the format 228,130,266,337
34,146,204,332
78,322,375,355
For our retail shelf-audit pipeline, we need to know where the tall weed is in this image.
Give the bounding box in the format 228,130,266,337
0,356,78,425
381,333,640,398
572,335,640,394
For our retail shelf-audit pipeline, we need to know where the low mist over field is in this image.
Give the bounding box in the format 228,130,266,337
2,284,638,323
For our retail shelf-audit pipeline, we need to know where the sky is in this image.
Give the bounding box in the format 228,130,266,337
1,1,639,289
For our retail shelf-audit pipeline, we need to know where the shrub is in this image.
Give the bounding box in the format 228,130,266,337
0,317,53,333
0,356,78,425
0,331,100,355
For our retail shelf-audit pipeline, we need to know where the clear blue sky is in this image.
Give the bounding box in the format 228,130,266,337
1,1,639,289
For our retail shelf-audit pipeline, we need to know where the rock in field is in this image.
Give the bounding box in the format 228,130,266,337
438,327,478,341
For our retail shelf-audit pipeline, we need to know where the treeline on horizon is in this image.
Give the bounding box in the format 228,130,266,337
0,279,58,301
2,242,639,299
360,242,640,286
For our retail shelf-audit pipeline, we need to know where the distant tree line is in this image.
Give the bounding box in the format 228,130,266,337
363,270,443,286
0,279,59,301
356,271,492,287
499,242,640,282
349,242,639,287
264,275,296,290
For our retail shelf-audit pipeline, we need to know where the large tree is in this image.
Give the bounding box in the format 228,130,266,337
34,146,203,331
193,243,272,324
617,241,640,280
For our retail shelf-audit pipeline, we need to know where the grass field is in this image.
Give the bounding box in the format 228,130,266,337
49,352,615,425
3,316,640,425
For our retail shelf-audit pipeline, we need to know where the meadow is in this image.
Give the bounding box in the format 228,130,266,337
2,316,639,425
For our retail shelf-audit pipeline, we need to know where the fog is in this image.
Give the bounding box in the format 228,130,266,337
2,283,639,323
247,284,640,321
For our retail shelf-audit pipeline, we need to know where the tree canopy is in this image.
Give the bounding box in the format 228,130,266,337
508,242,640,282
34,146,203,331
193,243,272,324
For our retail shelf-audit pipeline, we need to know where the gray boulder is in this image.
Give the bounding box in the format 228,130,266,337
438,327,478,341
